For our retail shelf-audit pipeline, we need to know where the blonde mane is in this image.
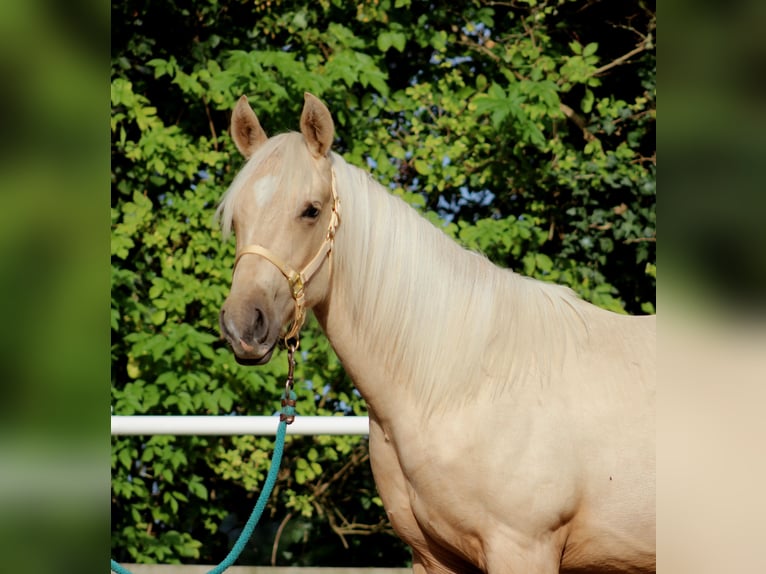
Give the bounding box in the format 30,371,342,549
327,153,593,412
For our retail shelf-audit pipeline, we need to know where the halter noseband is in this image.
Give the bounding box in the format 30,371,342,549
233,167,341,343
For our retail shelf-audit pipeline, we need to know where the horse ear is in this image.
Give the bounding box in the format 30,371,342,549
300,93,334,158
231,95,268,159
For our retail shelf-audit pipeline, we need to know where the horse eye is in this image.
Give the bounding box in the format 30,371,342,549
301,204,321,219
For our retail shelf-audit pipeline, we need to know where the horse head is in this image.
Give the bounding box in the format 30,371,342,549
218,93,339,364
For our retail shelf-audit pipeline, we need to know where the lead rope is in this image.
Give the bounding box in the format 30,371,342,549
110,343,299,574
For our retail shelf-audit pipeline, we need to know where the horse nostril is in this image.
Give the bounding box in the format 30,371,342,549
253,307,265,340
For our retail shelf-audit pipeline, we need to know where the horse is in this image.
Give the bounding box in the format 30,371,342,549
217,92,655,574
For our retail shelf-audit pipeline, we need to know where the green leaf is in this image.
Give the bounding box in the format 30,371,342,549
377,33,392,53
150,309,166,325
581,88,595,114
569,41,582,54
378,31,405,53
583,42,599,57
390,32,407,52
431,30,447,52
535,253,553,273
118,447,133,470
413,158,432,175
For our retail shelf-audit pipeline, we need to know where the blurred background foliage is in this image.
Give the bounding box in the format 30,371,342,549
111,0,655,567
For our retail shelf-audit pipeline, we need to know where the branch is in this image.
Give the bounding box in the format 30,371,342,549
631,152,656,166
520,15,537,51
624,236,656,244
592,41,651,77
559,102,597,142
312,448,368,499
456,35,500,63
481,0,522,7
327,507,394,541
270,512,294,566
202,96,218,151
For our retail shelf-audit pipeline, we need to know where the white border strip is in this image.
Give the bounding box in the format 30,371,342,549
111,416,370,436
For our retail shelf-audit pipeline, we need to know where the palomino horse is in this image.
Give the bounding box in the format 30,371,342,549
217,93,655,574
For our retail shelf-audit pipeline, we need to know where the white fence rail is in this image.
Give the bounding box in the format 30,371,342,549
111,416,370,436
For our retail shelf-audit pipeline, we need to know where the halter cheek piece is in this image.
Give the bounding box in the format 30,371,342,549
233,168,341,343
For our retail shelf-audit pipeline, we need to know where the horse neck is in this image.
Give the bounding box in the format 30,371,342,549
313,158,538,419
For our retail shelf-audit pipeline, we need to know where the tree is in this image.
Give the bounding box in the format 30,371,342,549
111,0,655,566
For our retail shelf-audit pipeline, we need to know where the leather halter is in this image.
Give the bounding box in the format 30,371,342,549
233,167,340,342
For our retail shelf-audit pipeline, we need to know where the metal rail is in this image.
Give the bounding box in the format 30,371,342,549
111,416,370,436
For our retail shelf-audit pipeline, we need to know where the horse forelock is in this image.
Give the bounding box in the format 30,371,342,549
216,132,319,240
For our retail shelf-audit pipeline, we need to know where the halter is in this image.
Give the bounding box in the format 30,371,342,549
233,167,341,343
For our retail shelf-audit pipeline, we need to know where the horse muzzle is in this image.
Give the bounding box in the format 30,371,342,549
219,305,279,365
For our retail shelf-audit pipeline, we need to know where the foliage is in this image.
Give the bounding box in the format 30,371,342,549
112,0,655,566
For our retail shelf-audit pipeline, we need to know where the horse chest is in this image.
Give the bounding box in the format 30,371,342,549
367,406,581,570
367,417,488,570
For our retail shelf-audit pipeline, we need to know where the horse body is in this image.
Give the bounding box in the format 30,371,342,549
317,257,655,573
218,93,655,573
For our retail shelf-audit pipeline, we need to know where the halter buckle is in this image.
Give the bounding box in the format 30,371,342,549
287,272,305,301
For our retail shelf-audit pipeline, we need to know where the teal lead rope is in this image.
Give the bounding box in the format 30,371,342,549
111,342,299,574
